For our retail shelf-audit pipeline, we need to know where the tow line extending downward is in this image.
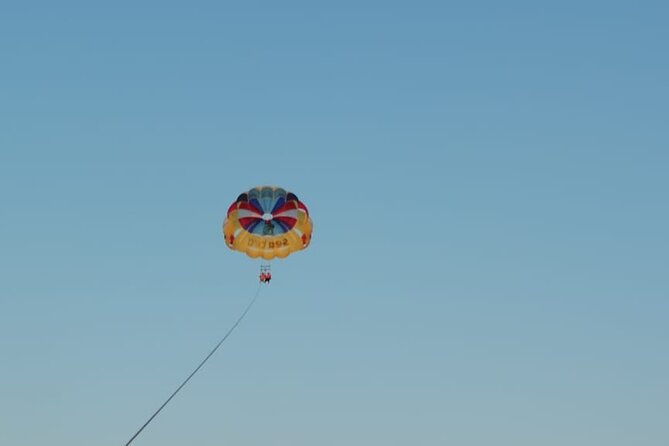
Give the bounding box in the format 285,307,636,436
123,284,263,446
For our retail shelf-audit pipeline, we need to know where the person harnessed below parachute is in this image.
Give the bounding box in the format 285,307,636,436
259,271,272,283
259,263,272,284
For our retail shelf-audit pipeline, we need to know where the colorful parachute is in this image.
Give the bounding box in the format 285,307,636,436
223,186,313,259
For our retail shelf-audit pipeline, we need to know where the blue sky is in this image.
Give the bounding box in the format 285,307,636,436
1,2,668,445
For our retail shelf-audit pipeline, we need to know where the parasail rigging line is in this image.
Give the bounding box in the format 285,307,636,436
123,283,263,446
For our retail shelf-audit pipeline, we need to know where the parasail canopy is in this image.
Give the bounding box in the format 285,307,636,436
223,186,313,259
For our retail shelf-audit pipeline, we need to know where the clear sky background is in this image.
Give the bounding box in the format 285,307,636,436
1,2,668,445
